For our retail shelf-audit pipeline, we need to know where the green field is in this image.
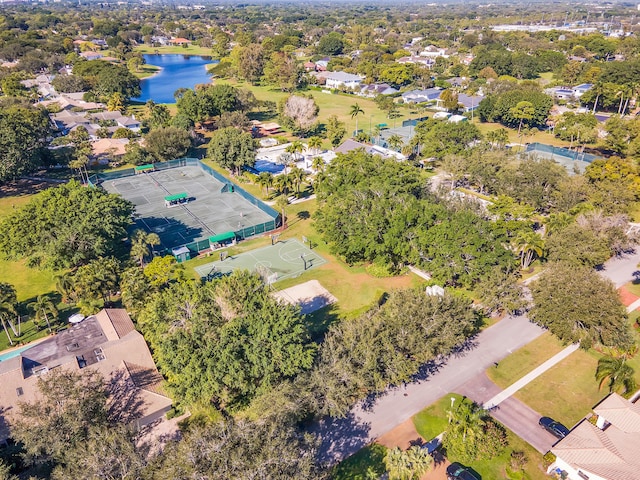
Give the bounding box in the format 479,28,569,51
134,44,214,56
413,393,465,441
134,64,161,79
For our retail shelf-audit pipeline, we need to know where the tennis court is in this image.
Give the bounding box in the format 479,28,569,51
102,165,276,249
195,238,327,283
523,143,600,174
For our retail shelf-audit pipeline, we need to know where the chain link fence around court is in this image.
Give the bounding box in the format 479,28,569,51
88,158,281,257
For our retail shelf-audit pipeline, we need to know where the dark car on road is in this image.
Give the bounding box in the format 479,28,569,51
446,462,481,480
539,416,570,439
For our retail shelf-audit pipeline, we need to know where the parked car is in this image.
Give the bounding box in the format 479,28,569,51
446,462,481,480
539,416,570,439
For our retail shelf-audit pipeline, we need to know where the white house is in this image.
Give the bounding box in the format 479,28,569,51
325,71,364,90
360,83,398,97
572,83,593,98
550,393,640,480
419,45,449,58
401,88,442,104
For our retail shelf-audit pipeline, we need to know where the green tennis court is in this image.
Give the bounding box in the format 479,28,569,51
195,238,326,283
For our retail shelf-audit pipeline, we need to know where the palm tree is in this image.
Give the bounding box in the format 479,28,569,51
290,166,307,194
285,141,304,163
387,134,403,151
509,101,535,139
311,156,325,173
256,172,273,196
130,229,161,267
307,136,322,155
0,283,18,346
512,231,544,269
107,92,125,113
275,195,289,230
273,174,293,197
349,102,364,136
544,212,573,237
596,356,637,396
28,295,58,333
447,400,484,443
54,273,75,304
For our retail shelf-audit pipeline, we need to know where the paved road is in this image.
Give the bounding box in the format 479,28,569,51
459,375,559,454
315,248,640,464
599,249,640,288
314,314,545,464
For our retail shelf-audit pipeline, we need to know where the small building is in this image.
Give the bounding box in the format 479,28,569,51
170,37,190,46
209,231,236,249
457,94,483,112
360,83,398,97
324,71,363,90
572,83,593,98
546,87,576,101
401,88,442,104
91,138,129,165
164,192,189,208
335,138,406,161
396,56,435,68
79,51,103,61
171,246,191,263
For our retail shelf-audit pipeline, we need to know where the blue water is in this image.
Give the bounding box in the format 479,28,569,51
133,54,216,104
254,160,285,174
0,344,32,362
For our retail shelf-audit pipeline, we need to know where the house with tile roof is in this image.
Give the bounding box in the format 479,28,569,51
0,309,172,444
550,393,640,480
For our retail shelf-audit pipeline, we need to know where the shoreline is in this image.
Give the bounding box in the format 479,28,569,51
138,64,163,80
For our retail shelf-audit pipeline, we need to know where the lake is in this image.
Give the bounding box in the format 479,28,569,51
133,54,216,104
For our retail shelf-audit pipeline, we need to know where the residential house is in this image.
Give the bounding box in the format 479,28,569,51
324,71,363,90
401,88,442,104
550,393,640,480
573,83,593,98
419,45,449,58
170,37,190,46
79,51,103,61
568,55,588,63
546,86,577,101
315,58,330,70
396,56,435,68
360,83,398,97
151,36,169,46
90,111,141,132
304,61,316,72
0,309,173,444
457,93,483,112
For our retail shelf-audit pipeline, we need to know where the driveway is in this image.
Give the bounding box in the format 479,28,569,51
599,249,640,288
458,374,558,454
314,314,545,464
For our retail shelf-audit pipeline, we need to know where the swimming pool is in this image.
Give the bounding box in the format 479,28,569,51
254,160,285,174
0,344,33,362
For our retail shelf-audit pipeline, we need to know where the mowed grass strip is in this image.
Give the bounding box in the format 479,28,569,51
514,348,604,428
332,444,388,480
486,332,565,389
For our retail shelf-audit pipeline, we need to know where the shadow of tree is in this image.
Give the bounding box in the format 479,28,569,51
309,412,372,467
106,368,148,425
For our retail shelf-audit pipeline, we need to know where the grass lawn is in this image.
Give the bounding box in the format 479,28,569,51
134,44,214,56
134,64,161,79
623,280,640,298
486,332,565,389
332,444,388,480
412,393,547,480
473,120,573,148
413,393,465,441
514,348,605,428
215,79,414,147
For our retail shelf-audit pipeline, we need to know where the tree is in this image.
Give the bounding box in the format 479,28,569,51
317,32,345,55
136,273,315,409
443,399,507,463
27,294,57,332
73,257,121,304
510,100,535,137
145,127,191,162
0,181,133,269
238,44,265,84
130,229,160,267
256,171,274,196
145,418,322,479
106,92,125,112
281,95,319,135
530,262,633,349
0,105,51,183
486,128,509,149
0,283,17,346
385,447,432,480
387,134,404,151
55,273,75,304
595,356,637,397
325,115,346,147
439,89,460,112
12,369,109,467
275,195,289,227
512,230,544,269
350,102,365,136
208,126,257,175
308,136,323,156
476,267,527,316
263,51,300,92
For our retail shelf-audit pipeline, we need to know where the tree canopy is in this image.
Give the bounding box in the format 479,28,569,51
0,181,133,269
207,126,257,175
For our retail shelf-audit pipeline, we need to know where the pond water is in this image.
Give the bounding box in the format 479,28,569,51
133,54,216,104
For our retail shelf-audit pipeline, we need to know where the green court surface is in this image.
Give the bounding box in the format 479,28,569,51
195,238,326,282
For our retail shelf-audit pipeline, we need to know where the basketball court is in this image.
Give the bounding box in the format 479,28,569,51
101,165,276,249
194,238,327,283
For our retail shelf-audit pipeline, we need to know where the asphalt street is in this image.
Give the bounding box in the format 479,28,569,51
314,249,640,464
